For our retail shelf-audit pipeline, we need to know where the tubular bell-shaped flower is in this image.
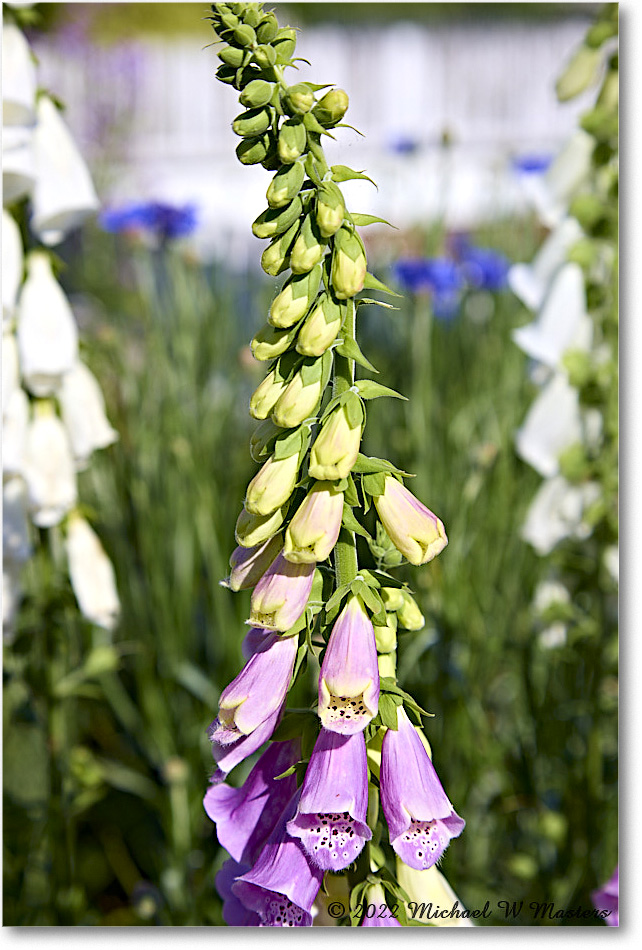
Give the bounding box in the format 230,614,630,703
59,360,118,470
380,706,465,871
245,452,300,516
249,551,315,631
515,371,583,478
318,595,379,734
217,859,260,926
235,503,288,548
65,513,120,630
271,366,323,428
283,481,343,563
209,631,297,780
23,404,77,527
360,883,402,927
204,739,300,865
308,399,362,481
232,789,324,927
287,729,371,870
223,534,282,592
374,476,448,566
2,210,23,322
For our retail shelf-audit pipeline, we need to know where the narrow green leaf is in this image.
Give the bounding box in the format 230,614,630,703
378,694,400,730
342,504,371,540
362,271,402,296
274,764,297,780
330,164,377,187
335,335,379,374
344,474,359,507
350,213,397,228
355,379,407,401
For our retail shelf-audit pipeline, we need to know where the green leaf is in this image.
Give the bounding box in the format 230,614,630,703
378,694,401,730
273,764,298,780
362,472,388,497
350,213,397,228
344,474,360,507
303,111,335,137
362,272,402,296
357,297,399,310
352,454,398,475
344,391,364,429
342,504,371,540
273,425,305,460
335,335,379,373
330,164,377,187
357,569,380,589
355,379,407,401
325,582,351,615
367,569,405,589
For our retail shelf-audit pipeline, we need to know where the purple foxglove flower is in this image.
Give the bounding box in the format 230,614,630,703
223,534,282,592
360,883,402,927
591,866,618,926
283,481,343,564
233,789,323,927
209,632,297,779
374,476,447,566
204,739,300,865
249,551,315,632
380,706,464,870
241,626,272,660
287,729,371,871
217,859,260,926
318,596,379,735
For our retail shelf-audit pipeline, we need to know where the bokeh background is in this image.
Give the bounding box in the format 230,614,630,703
3,1,618,926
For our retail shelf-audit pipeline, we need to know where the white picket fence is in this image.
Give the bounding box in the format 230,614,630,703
33,12,596,264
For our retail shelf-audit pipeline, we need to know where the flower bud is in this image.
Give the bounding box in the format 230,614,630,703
397,591,425,631
374,614,397,654
296,292,343,357
235,503,288,548
260,221,298,276
331,227,367,299
249,552,315,632
224,533,282,591
249,367,288,420
266,160,305,209
256,13,279,44
240,79,274,109
315,181,345,238
374,476,448,566
289,214,326,274
269,265,321,329
273,28,297,63
218,46,246,68
252,196,303,240
66,513,120,630
283,481,343,563
236,134,271,165
312,88,349,128
277,117,307,164
308,398,363,480
284,83,315,115
380,587,404,612
272,363,323,428
232,107,272,138
24,403,77,528
233,23,256,47
250,322,298,362
245,452,300,516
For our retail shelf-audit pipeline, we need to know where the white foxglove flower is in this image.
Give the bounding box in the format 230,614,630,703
2,386,29,476
31,96,99,246
2,329,20,414
521,475,601,556
59,360,118,469
508,217,583,311
515,372,582,478
3,477,32,563
17,251,78,396
532,579,570,615
23,405,77,527
512,262,593,369
65,514,120,630
2,210,23,322
2,125,36,205
529,131,594,228
1,24,37,127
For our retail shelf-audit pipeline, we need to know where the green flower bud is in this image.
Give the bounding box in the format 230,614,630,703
315,181,345,238
296,292,344,357
249,367,289,420
260,220,299,276
377,651,396,679
251,322,298,361
218,46,246,68
235,503,288,548
243,5,261,28
289,214,326,274
215,64,237,85
277,117,307,164
374,614,398,653
397,591,425,631
220,12,240,31
250,418,282,462
266,160,305,208
232,107,272,137
253,43,278,69
252,196,303,239
236,134,271,165
273,28,297,63
269,265,321,329
284,83,315,115
256,13,279,44
331,226,367,299
240,79,274,108
555,45,603,102
283,480,344,563
312,88,349,127
380,587,404,612
272,364,323,428
308,399,363,480
233,23,256,47
245,451,300,516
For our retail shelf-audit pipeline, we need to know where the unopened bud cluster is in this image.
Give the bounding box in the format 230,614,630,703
205,2,465,928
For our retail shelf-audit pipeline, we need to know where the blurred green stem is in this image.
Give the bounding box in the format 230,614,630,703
409,296,432,491
333,299,358,587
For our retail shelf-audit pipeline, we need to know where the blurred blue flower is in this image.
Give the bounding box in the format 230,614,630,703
393,257,464,321
388,135,420,156
511,153,553,175
450,235,510,292
99,201,198,241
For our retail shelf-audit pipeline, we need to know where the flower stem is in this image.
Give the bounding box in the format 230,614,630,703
333,299,358,588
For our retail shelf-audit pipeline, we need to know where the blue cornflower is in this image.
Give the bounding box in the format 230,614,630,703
393,257,465,321
450,235,510,292
99,200,198,241
511,153,553,175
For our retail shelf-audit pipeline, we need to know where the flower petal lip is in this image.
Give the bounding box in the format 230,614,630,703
380,706,464,871
374,476,447,566
287,729,371,871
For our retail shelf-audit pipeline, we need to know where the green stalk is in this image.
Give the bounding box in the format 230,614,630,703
333,299,359,588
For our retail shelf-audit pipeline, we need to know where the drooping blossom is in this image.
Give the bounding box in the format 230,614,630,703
216,859,261,926
1,23,37,127
360,882,402,927
65,514,120,630
283,481,343,563
308,402,362,481
232,789,324,927
374,476,447,566
222,535,282,592
245,453,300,516
59,360,118,470
520,475,601,556
591,866,618,926
2,210,23,322
23,406,77,527
204,739,300,865
2,125,36,205
318,596,379,734
396,859,474,927
249,551,315,632
508,217,583,311
515,371,583,478
287,728,371,871
380,706,465,871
